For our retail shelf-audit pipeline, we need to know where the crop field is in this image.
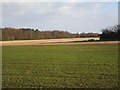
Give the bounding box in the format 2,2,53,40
1,37,100,46
2,44,119,88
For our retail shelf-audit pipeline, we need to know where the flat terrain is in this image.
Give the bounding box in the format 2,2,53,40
2,44,119,88
1,37,105,46
1,37,119,46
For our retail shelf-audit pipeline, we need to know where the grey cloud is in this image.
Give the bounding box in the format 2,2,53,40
2,2,118,33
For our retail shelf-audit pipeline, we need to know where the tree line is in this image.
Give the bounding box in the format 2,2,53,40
100,25,120,41
1,24,119,41
1,28,100,41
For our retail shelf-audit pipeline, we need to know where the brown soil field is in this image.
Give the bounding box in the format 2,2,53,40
0,37,119,46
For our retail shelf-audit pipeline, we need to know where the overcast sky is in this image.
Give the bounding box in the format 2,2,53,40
2,1,118,33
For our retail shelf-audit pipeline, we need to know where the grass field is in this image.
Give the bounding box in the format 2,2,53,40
2,44,119,88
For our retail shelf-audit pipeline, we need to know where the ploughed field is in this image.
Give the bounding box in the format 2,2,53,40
2,44,119,88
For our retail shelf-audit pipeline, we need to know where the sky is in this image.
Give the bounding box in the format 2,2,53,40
1,1,119,33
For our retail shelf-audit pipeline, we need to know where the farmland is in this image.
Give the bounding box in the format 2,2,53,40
1,37,100,46
2,44,119,88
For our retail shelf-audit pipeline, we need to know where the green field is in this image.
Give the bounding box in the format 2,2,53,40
2,45,119,88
